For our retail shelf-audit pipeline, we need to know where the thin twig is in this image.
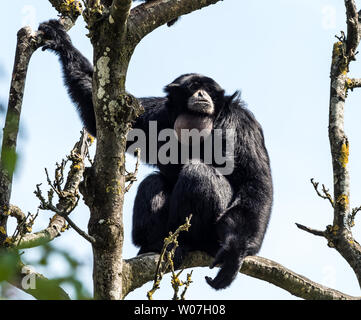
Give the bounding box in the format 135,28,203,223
14,213,66,249
295,223,326,237
35,183,95,244
32,130,95,244
180,270,193,300
147,214,192,300
14,211,39,248
349,205,361,227
58,212,96,244
310,178,334,208
125,148,141,193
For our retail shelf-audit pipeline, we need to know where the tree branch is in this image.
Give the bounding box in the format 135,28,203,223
14,130,94,248
128,0,223,43
123,253,359,300
14,214,67,249
48,0,83,26
0,27,40,243
310,0,361,290
295,223,326,237
0,4,80,243
310,178,334,208
346,77,361,90
110,0,132,33
345,0,361,58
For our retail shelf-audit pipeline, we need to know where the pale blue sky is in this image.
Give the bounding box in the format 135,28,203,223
1,0,361,300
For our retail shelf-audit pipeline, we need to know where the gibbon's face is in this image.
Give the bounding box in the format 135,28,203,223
165,73,225,117
165,74,225,144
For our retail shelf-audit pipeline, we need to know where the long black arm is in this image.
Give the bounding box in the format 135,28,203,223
39,20,169,138
39,20,96,135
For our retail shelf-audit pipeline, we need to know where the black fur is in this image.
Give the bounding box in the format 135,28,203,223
39,20,273,290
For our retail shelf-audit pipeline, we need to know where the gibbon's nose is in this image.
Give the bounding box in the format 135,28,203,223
197,90,206,99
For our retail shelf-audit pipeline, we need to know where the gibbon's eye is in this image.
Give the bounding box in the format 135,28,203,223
188,81,201,91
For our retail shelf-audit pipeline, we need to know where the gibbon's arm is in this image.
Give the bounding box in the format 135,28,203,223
39,20,170,137
39,20,96,136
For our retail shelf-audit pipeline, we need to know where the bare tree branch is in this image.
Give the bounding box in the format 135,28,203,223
9,206,38,243
125,148,141,193
346,77,361,90
14,130,94,248
295,223,326,237
349,205,361,227
48,0,82,27
0,27,40,244
123,253,359,300
345,0,361,58
310,178,334,208
14,214,67,249
128,0,222,43
0,0,80,243
110,0,132,33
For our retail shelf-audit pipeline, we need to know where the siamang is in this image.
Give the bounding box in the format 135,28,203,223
38,20,273,290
